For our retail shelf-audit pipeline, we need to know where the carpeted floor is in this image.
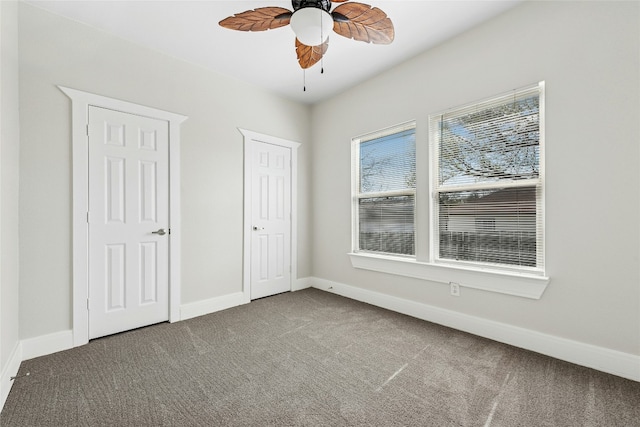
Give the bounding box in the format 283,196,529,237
2,288,639,426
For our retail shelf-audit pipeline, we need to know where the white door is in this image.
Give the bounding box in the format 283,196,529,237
88,106,169,339
250,141,292,299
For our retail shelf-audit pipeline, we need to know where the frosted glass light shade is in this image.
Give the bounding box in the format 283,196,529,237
290,7,332,46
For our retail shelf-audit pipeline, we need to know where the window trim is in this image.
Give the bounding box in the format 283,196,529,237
348,252,549,299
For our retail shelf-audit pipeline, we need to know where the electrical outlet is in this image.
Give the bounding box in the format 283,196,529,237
450,282,460,297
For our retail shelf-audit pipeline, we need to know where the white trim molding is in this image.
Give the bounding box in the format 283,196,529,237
59,86,187,347
0,342,22,410
239,128,301,301
349,252,549,299
20,330,74,361
180,292,250,321
292,277,313,292
309,277,639,382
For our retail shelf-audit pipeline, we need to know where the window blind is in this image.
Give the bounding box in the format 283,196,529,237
431,83,544,271
437,87,540,187
438,186,540,268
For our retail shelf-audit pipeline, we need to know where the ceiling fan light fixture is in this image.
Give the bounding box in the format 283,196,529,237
290,7,333,46
219,0,395,71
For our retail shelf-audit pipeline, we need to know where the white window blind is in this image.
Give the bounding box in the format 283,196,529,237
430,83,544,272
353,122,416,256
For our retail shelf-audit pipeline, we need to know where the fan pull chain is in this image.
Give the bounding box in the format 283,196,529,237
303,69,306,92
320,12,324,74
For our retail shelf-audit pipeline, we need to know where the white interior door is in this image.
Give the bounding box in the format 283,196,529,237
88,106,169,339
250,141,292,299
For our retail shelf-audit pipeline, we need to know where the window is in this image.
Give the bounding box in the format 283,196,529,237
349,83,547,299
430,82,544,273
352,122,416,256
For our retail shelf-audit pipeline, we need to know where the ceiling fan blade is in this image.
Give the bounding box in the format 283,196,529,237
331,2,394,44
219,7,292,31
295,38,329,69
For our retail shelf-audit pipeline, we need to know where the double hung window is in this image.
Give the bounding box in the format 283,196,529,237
430,83,544,273
352,122,416,256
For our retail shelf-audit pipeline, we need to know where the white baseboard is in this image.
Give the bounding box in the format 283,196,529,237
21,330,74,361
292,277,313,291
3,332,72,413
1,341,22,410
309,277,640,382
180,278,312,321
181,279,312,320
180,291,250,321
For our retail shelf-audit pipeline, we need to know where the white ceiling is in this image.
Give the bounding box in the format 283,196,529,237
25,0,522,104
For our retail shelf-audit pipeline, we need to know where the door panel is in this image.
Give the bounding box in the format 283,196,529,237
250,141,291,299
106,244,126,311
88,106,169,339
139,160,157,222
106,157,125,223
139,241,158,304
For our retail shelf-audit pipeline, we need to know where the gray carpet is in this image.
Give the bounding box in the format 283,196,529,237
2,288,639,426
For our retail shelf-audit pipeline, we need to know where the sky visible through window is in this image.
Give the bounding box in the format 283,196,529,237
439,96,539,188
359,129,416,194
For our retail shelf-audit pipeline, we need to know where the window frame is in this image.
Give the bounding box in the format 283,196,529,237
351,121,417,257
429,82,545,275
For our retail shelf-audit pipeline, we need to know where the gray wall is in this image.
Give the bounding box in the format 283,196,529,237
310,1,640,355
17,3,311,339
1,0,21,391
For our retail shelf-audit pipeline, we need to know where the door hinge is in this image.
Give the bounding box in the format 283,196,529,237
87,299,90,310
86,124,89,136
86,212,90,223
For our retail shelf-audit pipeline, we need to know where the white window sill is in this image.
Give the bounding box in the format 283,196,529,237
348,252,549,299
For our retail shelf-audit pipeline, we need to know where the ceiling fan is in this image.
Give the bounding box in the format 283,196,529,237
219,0,394,70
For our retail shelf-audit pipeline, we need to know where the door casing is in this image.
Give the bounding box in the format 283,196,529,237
60,86,187,347
240,129,300,302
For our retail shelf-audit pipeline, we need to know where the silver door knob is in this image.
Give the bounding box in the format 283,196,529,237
152,228,167,236
253,226,264,231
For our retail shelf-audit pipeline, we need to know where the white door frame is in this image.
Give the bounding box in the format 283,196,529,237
240,129,300,301
60,86,187,347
